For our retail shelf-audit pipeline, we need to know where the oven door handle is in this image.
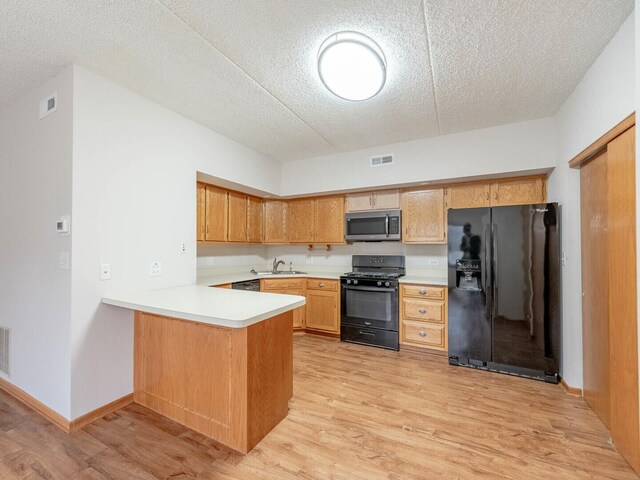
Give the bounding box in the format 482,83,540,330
342,285,397,293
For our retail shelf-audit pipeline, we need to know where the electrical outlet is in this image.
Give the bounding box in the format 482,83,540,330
562,251,567,266
428,259,439,266
150,261,162,276
179,241,187,254
100,264,111,280
59,252,70,270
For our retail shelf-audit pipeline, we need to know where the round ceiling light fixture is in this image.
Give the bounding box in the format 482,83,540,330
317,31,386,102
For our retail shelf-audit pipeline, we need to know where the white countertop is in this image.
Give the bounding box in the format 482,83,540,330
197,270,447,287
102,285,306,328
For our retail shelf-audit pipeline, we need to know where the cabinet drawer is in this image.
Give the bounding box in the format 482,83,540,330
306,278,338,292
261,278,305,291
401,321,445,349
401,284,445,299
402,299,444,323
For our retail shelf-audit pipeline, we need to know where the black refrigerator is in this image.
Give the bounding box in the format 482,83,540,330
447,203,561,383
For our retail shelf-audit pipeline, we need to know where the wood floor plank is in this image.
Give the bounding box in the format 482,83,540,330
0,334,636,479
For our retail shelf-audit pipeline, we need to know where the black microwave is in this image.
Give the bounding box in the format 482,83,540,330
344,210,402,242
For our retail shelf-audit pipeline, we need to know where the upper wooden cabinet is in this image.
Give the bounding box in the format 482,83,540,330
264,200,288,244
196,183,206,241
314,196,345,244
227,191,248,242
205,185,228,242
402,188,446,244
246,196,263,243
446,184,490,209
288,199,315,244
490,177,545,206
347,189,400,212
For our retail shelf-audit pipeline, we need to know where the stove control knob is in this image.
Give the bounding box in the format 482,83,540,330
377,281,382,286
346,279,352,285
353,279,359,285
385,281,390,287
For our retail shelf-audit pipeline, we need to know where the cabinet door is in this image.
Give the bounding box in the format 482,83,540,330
196,183,206,241
402,189,446,243
288,288,306,328
305,289,339,333
205,186,228,242
246,196,263,243
447,184,490,209
314,196,345,244
288,199,315,243
372,190,400,210
264,200,288,244
227,191,248,242
490,177,545,206
346,192,373,212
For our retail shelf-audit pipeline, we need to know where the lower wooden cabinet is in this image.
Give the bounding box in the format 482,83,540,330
261,279,306,329
400,284,448,352
305,280,340,334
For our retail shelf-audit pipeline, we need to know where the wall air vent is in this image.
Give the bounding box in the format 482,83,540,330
0,326,10,376
371,154,393,167
39,92,57,119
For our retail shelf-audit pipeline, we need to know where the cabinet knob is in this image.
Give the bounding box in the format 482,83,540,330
318,282,325,287
418,331,427,337
418,308,427,314
418,289,426,295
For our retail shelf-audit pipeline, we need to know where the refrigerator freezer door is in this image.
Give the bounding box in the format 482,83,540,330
490,204,560,375
447,208,492,364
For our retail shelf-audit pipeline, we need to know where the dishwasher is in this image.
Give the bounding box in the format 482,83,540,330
231,279,260,292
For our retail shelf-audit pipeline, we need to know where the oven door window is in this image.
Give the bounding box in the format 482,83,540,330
342,287,397,330
347,217,386,236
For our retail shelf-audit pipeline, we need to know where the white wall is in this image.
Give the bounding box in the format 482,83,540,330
0,66,74,417
70,66,281,418
280,117,558,196
548,12,635,388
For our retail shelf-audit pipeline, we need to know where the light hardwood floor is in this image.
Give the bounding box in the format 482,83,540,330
0,335,636,479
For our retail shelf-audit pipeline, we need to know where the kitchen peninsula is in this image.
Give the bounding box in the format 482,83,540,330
102,285,305,453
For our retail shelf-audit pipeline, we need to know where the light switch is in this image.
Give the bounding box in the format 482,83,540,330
100,264,111,280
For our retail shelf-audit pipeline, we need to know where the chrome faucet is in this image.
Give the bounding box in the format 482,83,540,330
272,258,285,273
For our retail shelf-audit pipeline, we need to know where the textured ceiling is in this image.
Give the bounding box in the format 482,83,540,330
0,1,633,161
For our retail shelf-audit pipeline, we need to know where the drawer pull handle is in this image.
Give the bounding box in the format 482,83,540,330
418,289,427,295
318,282,325,287
418,308,427,314
418,331,427,337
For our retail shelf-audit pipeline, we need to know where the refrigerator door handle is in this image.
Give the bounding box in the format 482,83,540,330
492,223,498,321
483,224,490,309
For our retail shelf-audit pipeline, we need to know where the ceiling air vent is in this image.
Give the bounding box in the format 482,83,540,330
0,326,10,376
371,154,393,167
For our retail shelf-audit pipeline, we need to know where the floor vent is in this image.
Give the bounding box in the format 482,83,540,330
0,327,10,376
371,154,393,166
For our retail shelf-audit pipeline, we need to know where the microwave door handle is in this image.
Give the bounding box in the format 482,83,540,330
385,214,389,238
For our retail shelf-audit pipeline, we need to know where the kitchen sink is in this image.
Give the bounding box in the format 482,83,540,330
251,269,308,275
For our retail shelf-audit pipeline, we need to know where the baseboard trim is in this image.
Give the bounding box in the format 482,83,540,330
0,377,134,432
0,377,70,432
69,393,134,430
561,379,582,397
304,329,340,339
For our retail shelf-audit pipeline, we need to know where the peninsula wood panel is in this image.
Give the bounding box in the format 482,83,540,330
134,311,293,454
447,184,490,209
314,195,345,244
288,199,315,243
490,177,545,206
607,126,640,472
227,191,248,242
263,200,288,244
196,182,206,241
402,188,446,243
205,186,228,242
580,149,611,428
246,196,263,243
305,286,339,334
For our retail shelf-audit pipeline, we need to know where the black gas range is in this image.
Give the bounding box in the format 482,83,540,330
340,255,405,351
